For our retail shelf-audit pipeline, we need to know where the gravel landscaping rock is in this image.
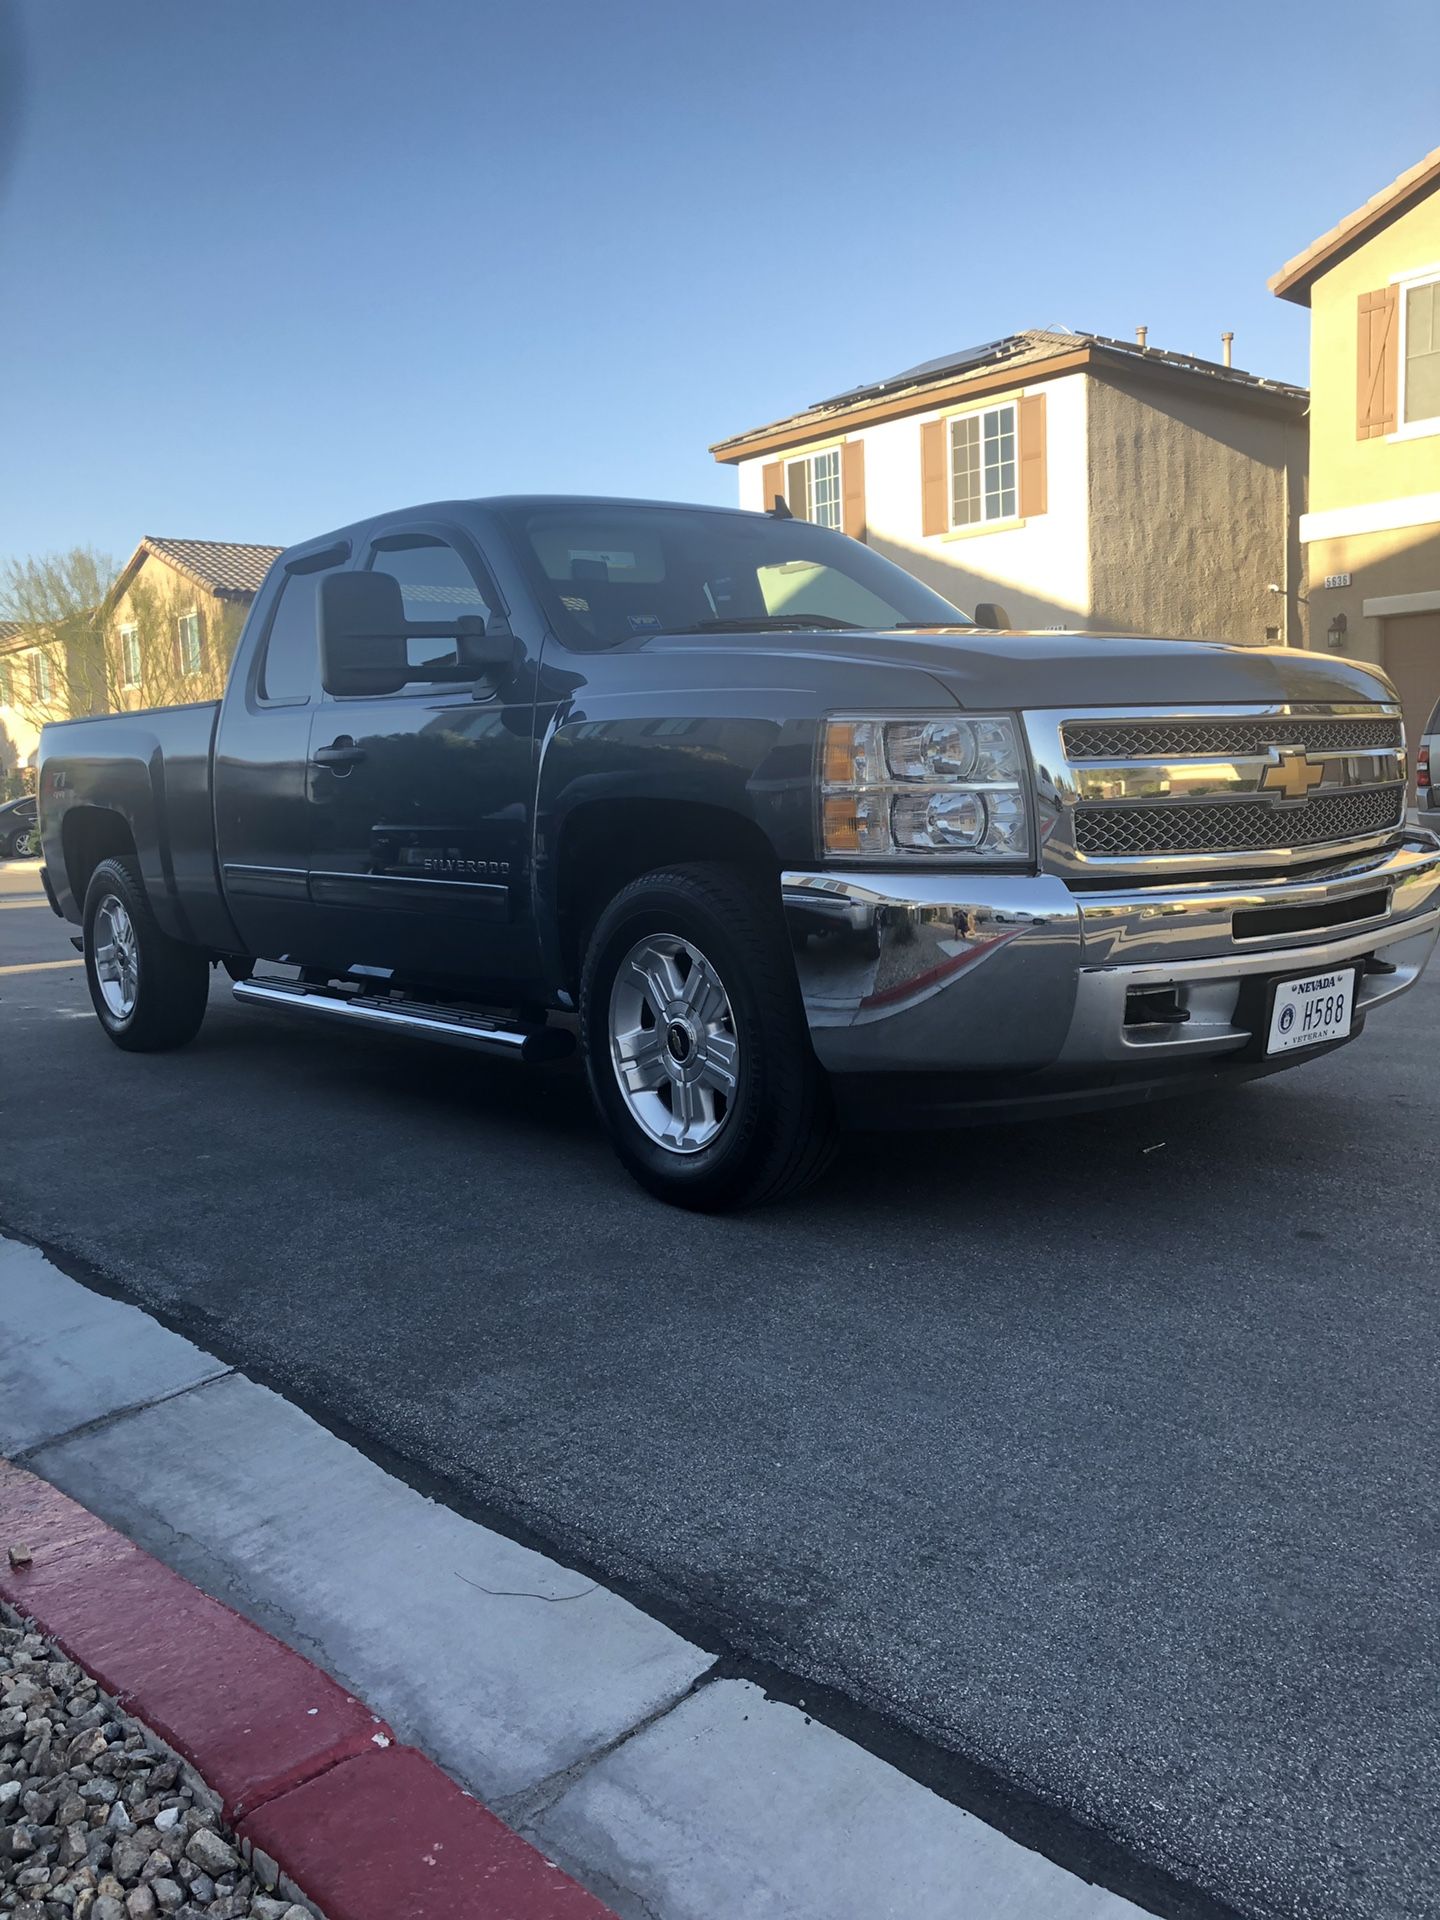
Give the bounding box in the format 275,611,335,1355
0,1620,317,1920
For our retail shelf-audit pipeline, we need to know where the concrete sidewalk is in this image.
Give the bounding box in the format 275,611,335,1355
0,1233,1152,1920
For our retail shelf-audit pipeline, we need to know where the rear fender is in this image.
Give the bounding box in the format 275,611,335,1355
46,739,183,939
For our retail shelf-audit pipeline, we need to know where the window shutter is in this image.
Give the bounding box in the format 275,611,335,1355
842,440,867,541
921,419,948,536
1018,393,1047,518
787,461,808,519
760,460,784,512
1357,288,1398,439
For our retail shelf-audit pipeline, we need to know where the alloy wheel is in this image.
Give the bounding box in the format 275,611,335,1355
93,894,140,1021
608,933,740,1153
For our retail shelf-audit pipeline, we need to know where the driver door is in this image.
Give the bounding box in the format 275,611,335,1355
304,522,539,988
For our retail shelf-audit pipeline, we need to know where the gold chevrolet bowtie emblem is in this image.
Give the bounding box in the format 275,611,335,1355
1261,748,1325,801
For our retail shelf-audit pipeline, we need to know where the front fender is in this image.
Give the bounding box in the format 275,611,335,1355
532,693,818,990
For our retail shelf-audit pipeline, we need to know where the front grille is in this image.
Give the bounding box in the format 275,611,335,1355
1063,716,1402,760
1073,785,1405,858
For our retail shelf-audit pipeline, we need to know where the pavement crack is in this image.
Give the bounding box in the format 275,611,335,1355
453,1569,600,1604
562,1860,663,1920
499,1658,723,1831
12,1367,235,1463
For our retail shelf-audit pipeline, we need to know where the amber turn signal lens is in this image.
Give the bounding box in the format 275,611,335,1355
823,795,862,852
823,724,858,787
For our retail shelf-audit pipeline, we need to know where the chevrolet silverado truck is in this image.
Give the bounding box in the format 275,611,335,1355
37,496,1440,1209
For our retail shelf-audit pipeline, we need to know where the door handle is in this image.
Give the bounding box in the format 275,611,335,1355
311,737,366,772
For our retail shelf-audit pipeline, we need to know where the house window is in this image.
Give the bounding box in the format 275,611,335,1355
177,611,204,676
120,626,142,689
0,661,11,705
1402,274,1440,428
786,448,843,530
31,651,54,703
949,403,1018,527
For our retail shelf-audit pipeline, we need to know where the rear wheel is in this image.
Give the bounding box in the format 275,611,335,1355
12,826,36,859
580,863,837,1210
83,856,210,1052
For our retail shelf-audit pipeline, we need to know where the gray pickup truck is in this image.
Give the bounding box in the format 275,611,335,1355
37,495,1440,1208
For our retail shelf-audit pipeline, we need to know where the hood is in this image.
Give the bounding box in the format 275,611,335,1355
649,627,1395,713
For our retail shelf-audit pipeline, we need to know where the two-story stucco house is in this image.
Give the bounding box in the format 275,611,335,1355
1,538,280,783
0,619,44,784
0,616,105,784
1270,145,1440,770
711,329,1308,646
104,536,281,712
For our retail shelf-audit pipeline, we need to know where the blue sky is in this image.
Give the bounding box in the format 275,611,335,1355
1,0,1437,573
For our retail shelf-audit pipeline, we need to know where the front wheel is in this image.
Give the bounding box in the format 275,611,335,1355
83,856,210,1052
580,863,837,1210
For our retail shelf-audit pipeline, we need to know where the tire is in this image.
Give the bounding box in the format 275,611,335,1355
82,855,210,1052
580,863,838,1210
13,828,36,859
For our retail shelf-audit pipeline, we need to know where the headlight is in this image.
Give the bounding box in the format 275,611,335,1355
821,715,1030,861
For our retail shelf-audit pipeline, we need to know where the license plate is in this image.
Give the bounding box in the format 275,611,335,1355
1266,968,1356,1055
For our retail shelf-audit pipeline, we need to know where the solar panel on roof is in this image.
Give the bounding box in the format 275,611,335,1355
811,338,1012,408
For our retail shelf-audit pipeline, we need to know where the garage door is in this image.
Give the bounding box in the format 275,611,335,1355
1381,611,1440,802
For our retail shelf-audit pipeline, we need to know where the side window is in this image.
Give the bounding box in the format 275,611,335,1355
259,565,333,703
1404,276,1440,428
367,537,491,672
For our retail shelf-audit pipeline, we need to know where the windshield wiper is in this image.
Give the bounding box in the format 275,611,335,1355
894,620,975,630
671,614,863,634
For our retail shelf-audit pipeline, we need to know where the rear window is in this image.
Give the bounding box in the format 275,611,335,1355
1426,699,1440,736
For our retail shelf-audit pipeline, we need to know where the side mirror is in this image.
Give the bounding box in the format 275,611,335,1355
318,570,515,697
972,602,1013,631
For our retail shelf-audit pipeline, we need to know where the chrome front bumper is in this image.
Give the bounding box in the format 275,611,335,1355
782,832,1440,1077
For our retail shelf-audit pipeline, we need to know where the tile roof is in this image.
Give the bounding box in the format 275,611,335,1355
140,537,283,599
1271,145,1440,305
712,329,1306,461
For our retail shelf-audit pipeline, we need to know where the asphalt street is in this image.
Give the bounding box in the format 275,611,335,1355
1,855,1436,1920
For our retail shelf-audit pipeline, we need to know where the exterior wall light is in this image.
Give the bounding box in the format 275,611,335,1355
1326,612,1348,651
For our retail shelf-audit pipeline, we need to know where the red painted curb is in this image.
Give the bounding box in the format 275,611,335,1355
243,1744,617,1920
0,1460,384,1817
0,1460,620,1917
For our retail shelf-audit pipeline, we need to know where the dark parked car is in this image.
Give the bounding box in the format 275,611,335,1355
34,495,1440,1209
0,795,38,859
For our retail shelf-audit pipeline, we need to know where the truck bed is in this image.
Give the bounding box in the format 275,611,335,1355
39,700,238,952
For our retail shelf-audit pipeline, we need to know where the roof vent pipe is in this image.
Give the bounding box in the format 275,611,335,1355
1135,325,1148,349
1221,331,1234,367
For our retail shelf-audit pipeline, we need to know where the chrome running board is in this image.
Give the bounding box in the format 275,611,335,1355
232,975,573,1064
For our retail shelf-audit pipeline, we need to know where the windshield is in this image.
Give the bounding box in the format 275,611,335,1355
492,503,974,649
